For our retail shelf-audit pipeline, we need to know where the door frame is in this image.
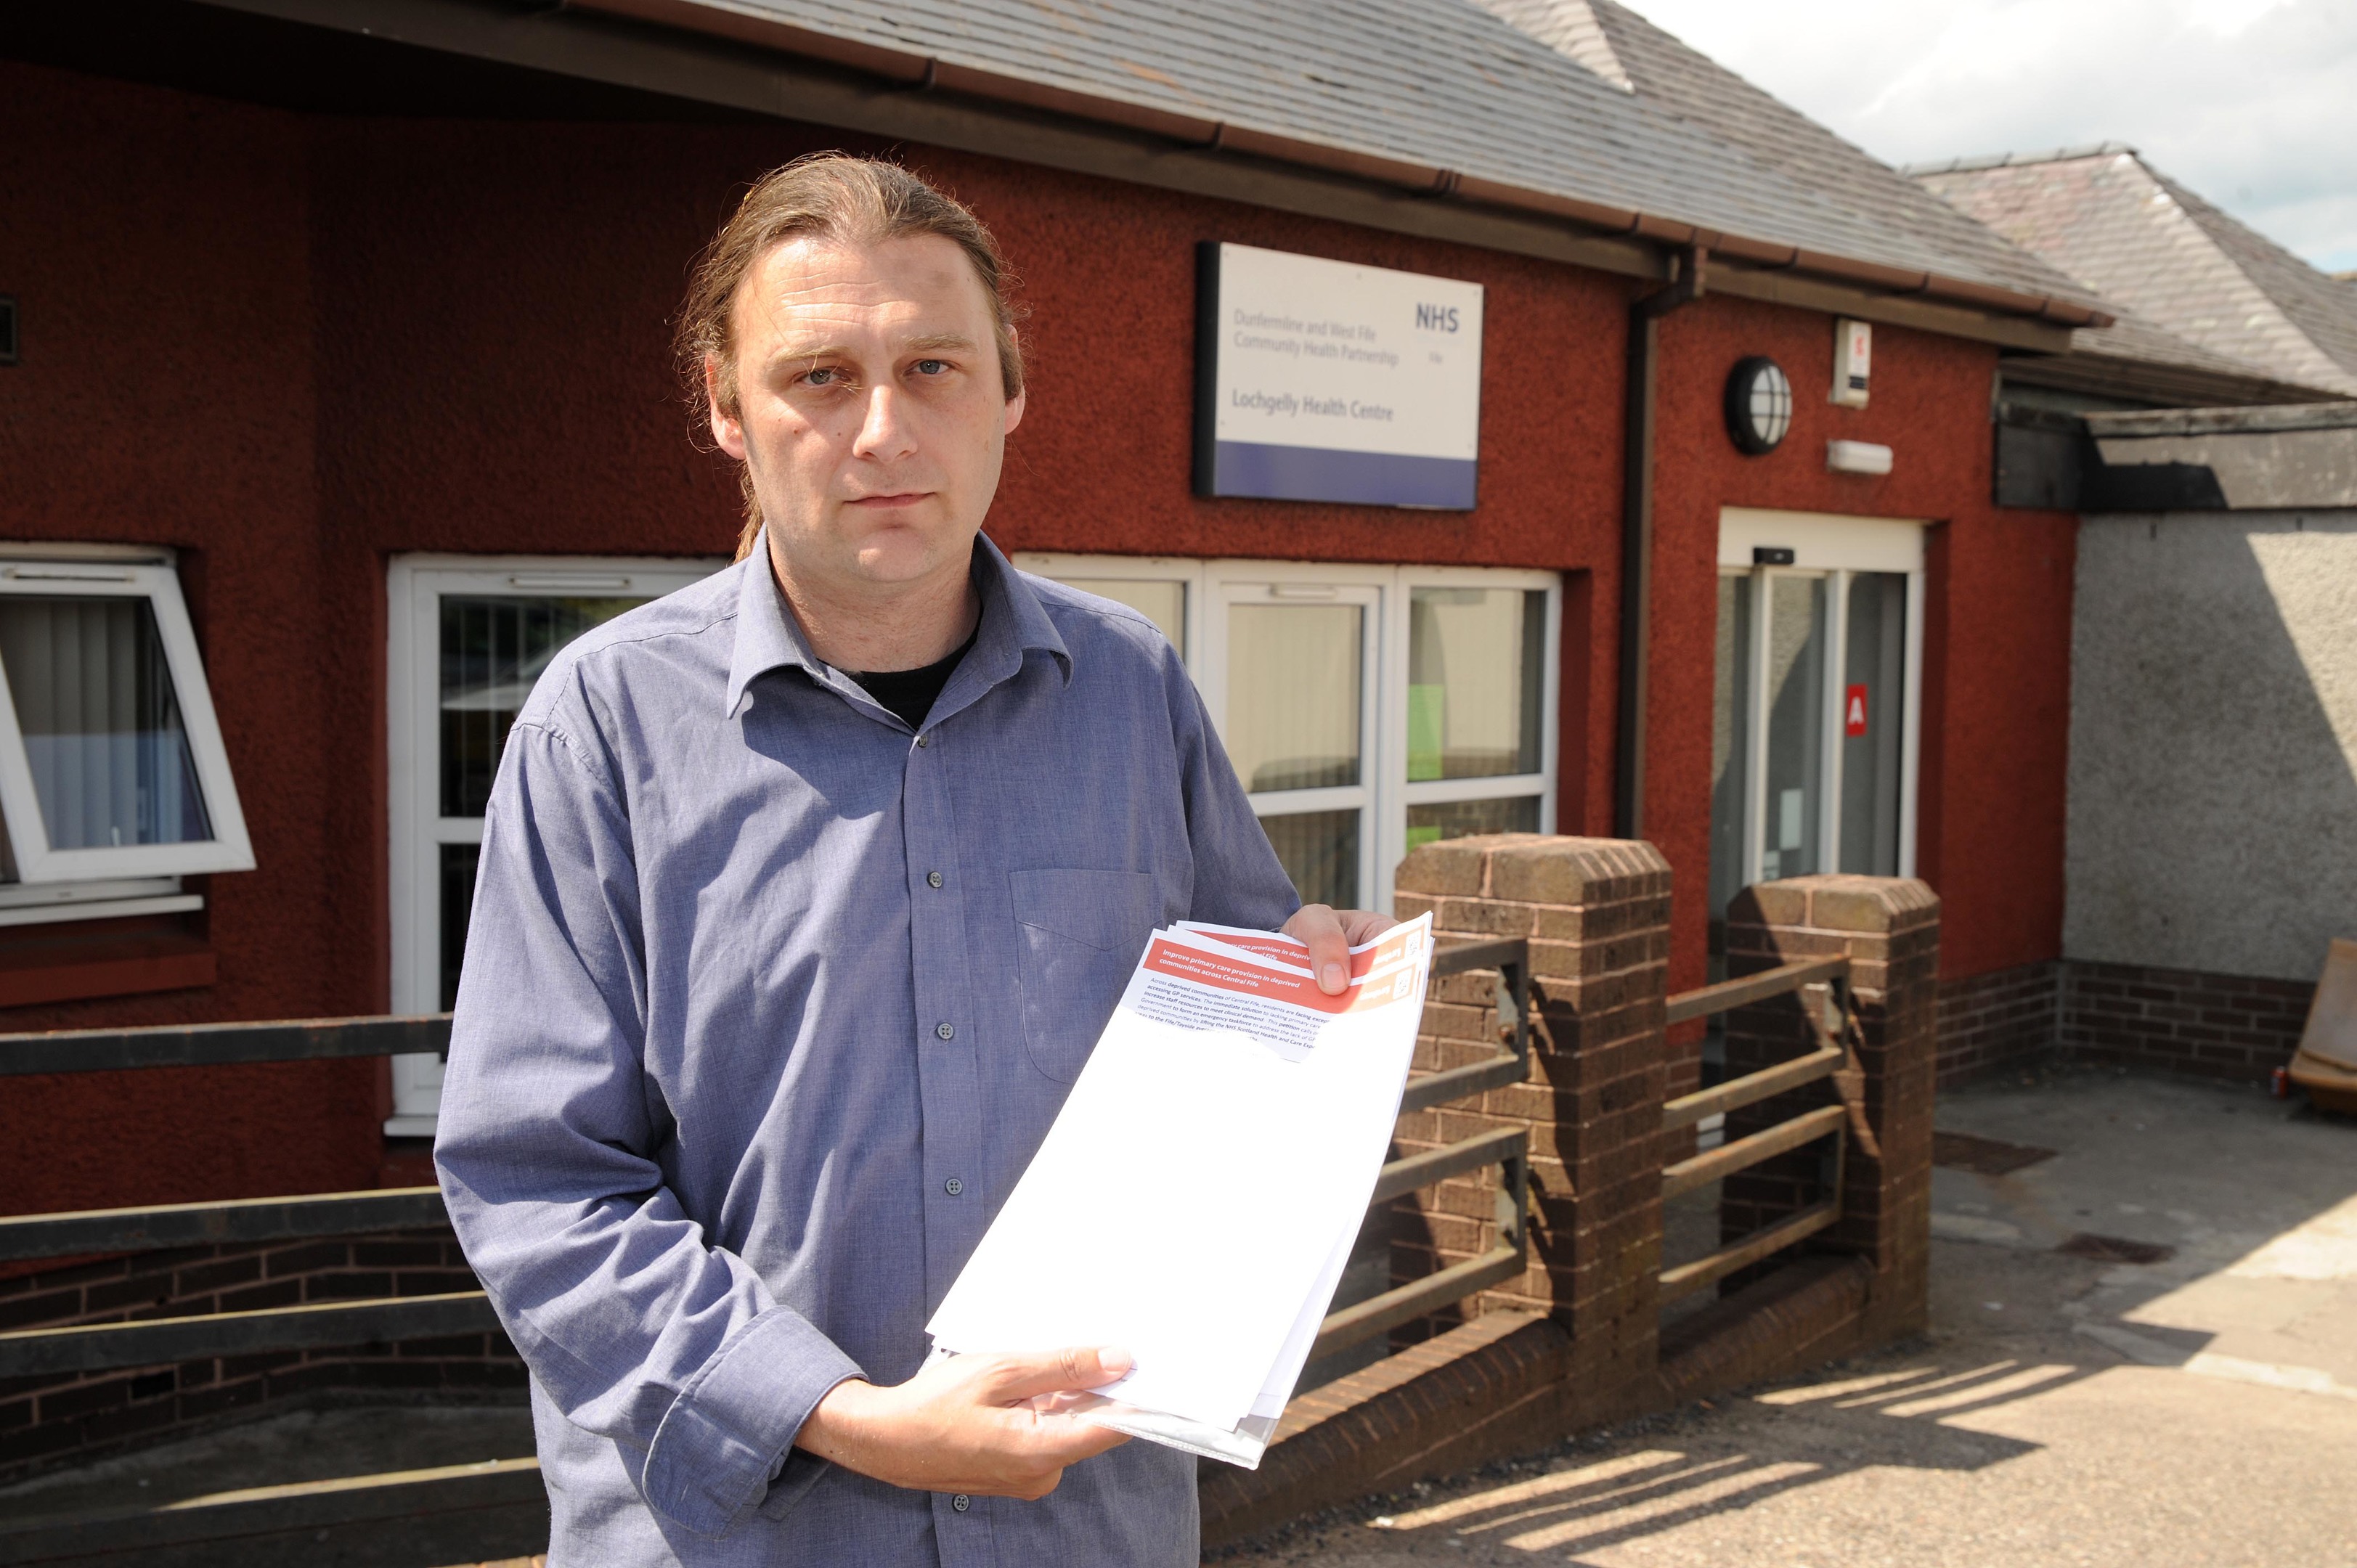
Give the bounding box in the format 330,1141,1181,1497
1715,509,1926,889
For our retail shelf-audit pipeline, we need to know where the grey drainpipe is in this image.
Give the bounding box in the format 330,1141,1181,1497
1614,245,1707,841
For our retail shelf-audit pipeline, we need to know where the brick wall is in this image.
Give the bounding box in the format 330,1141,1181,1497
1203,844,1943,1545
1719,876,1941,1341
1389,834,1674,1425
0,1228,522,1479
2061,957,2314,1087
1929,956,2314,1089
1936,960,2060,1086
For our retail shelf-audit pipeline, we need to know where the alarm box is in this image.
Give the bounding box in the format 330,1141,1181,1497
1831,318,1870,409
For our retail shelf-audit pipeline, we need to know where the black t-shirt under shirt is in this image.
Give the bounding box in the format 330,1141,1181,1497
850,629,977,732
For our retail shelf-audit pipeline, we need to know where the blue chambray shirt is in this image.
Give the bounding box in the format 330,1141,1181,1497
434,534,1298,1567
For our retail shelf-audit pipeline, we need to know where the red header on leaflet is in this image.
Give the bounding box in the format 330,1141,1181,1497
1181,923,1426,981
1141,936,1421,1016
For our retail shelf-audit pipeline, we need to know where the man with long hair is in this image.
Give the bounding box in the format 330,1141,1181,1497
436,155,1387,1565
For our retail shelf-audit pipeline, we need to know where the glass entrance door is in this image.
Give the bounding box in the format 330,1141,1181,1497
1838,571,1910,876
1709,512,1924,936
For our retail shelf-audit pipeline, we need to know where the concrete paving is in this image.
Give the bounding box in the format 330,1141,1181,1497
1223,1069,2357,1568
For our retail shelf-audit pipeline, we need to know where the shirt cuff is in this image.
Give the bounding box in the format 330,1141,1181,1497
641,1304,864,1536
757,1444,839,1524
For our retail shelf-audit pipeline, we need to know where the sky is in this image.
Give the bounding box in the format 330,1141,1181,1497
1619,0,2357,274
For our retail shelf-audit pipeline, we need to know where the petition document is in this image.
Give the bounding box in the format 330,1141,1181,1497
927,914,1435,1464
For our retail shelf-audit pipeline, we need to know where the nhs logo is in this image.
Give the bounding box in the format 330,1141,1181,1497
1415,303,1460,332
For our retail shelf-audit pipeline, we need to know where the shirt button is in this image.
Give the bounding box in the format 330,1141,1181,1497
927,870,944,889
945,1176,964,1196
951,1494,970,1513
916,732,931,748
936,1022,955,1040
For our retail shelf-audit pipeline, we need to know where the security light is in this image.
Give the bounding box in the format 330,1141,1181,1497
1724,356,1791,454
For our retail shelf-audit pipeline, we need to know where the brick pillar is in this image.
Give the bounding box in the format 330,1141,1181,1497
1391,833,1673,1421
1721,875,1939,1336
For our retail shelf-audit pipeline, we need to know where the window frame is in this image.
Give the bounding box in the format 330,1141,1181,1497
386,552,724,1134
1390,563,1562,888
0,550,254,886
1714,509,1926,892
1205,567,1388,909
1014,553,1560,914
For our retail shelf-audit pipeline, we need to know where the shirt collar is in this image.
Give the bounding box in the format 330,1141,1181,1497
723,531,1070,717
723,538,823,716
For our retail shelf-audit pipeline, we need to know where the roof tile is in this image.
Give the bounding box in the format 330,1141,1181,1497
1914,148,2357,398
659,0,2101,314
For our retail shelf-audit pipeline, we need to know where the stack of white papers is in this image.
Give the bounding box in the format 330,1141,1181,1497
927,911,1436,1467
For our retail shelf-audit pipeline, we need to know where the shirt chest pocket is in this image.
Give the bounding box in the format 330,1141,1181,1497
1009,867,1160,1085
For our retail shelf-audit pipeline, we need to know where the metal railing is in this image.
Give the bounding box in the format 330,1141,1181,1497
0,1016,489,1386
0,1016,545,1565
0,952,1531,1548
0,963,1539,1379
1656,955,1879,1304
0,963,1531,1381
0,947,1876,1408
1308,937,1531,1362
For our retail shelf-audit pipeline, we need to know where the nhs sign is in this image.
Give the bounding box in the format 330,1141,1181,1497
1194,242,1484,510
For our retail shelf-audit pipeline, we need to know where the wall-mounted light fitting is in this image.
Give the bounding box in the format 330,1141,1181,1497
1828,439,1894,475
1723,356,1791,454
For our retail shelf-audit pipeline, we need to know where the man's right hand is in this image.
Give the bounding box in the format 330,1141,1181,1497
792,1346,1133,1500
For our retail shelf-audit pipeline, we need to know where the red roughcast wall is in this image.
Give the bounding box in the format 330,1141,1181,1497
0,59,2072,1222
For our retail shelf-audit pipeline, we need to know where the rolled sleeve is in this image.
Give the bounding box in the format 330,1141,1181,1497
435,717,864,1538
648,1304,863,1533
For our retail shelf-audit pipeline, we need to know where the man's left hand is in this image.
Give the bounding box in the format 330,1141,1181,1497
1282,904,1397,995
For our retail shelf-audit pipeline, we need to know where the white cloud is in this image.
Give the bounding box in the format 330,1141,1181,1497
1620,0,2357,271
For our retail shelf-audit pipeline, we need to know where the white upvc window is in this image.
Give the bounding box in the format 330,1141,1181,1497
1709,509,1926,930
0,545,251,927
1017,554,1560,915
386,553,722,1134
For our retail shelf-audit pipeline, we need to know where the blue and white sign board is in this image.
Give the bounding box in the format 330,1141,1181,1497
1194,242,1483,510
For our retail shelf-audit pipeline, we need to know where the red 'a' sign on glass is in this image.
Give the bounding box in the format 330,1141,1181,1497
1844,684,1868,738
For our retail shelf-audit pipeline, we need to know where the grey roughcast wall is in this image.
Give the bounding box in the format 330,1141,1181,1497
2066,510,2357,982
